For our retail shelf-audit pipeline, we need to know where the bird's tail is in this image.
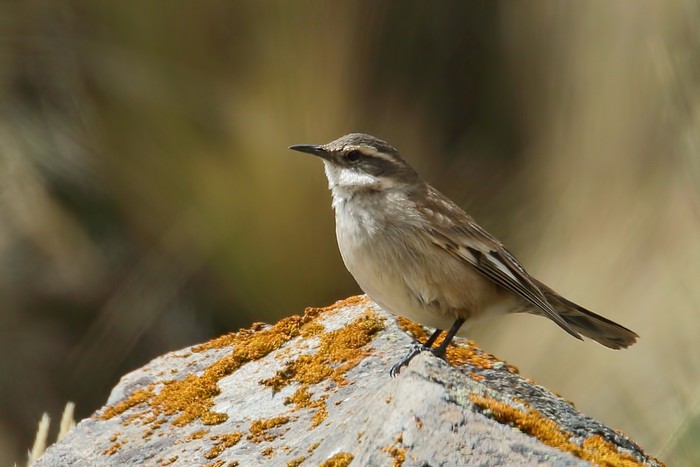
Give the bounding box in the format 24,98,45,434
534,279,639,349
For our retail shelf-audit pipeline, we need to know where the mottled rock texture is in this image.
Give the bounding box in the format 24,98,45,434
36,296,661,466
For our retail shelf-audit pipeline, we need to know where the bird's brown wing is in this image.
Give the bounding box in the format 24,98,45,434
421,188,582,339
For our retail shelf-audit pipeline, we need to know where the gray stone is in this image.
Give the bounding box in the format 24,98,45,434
35,296,661,466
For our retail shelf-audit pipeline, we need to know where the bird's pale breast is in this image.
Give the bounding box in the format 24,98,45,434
333,190,515,334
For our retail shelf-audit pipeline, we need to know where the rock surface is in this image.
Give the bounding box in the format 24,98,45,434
36,296,661,466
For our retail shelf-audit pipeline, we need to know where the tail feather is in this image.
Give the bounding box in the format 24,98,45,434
533,279,639,350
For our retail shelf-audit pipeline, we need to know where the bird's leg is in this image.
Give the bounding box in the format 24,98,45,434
389,327,443,378
429,317,466,360
421,327,443,349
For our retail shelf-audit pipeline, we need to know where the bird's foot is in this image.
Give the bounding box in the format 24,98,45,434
389,341,431,378
428,346,447,361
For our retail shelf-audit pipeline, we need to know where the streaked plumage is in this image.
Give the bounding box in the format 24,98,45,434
290,133,638,374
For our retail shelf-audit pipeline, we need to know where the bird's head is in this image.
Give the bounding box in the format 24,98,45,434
290,133,420,193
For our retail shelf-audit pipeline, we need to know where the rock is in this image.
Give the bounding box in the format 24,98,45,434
35,296,662,466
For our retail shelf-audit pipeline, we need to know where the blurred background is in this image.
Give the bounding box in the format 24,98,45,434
1,1,699,465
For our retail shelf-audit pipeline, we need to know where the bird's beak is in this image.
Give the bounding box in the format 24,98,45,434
289,144,331,161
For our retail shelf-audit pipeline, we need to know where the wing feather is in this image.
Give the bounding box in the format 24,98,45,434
419,191,581,339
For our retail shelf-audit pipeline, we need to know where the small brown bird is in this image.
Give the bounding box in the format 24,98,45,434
290,133,638,376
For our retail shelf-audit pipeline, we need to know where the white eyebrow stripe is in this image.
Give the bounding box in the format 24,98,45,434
355,145,395,162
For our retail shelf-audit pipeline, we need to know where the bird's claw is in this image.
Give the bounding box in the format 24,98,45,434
389,341,430,378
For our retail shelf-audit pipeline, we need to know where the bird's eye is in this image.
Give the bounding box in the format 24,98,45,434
346,150,362,162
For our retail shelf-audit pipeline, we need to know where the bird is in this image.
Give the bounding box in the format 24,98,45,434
289,133,638,376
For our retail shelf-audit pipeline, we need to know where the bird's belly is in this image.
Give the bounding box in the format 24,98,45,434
347,256,450,328
336,221,508,332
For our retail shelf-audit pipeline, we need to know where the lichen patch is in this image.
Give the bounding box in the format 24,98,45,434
203,432,243,460
470,394,651,466
320,452,354,467
101,307,325,430
307,441,321,454
101,386,155,420
382,433,407,467
248,416,291,443
181,429,208,442
160,455,179,465
284,385,329,428
395,317,518,373
260,310,385,391
102,440,125,456
300,321,325,338
172,310,324,426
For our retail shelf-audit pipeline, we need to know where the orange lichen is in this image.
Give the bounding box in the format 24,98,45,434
307,441,320,453
582,435,658,467
261,446,275,458
287,456,306,467
194,322,270,352
149,310,320,427
99,299,371,436
203,460,225,467
311,404,329,428
203,432,243,460
102,440,125,455
396,317,428,341
261,311,385,391
248,416,290,443
96,297,384,457
445,339,500,370
101,386,154,420
471,394,569,444
122,412,142,425
194,332,239,352
187,429,208,440
277,355,333,387
160,456,179,465
300,321,325,338
143,416,167,438
324,295,370,310
285,385,314,407
99,312,309,427
284,385,329,428
470,394,648,466
381,433,406,467
320,452,354,467
395,317,518,373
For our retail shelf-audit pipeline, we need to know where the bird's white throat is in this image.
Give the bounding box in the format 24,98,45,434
323,161,404,207
323,161,380,189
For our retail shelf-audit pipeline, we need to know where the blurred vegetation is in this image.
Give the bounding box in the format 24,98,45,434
1,1,699,465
